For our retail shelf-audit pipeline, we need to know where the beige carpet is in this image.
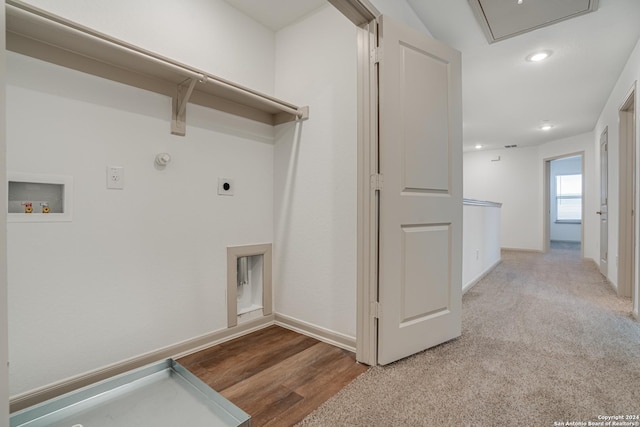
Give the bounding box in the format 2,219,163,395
298,245,640,426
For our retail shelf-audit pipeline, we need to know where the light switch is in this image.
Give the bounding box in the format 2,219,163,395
107,166,124,189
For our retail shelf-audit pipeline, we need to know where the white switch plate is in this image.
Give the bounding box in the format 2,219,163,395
218,178,234,196
107,166,124,189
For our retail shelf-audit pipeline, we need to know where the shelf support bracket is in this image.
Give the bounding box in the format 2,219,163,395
297,106,310,121
171,77,200,136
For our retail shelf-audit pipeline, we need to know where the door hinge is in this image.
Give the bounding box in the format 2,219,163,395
370,173,383,191
371,47,382,64
370,301,381,318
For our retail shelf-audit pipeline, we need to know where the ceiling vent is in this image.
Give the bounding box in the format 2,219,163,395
468,0,599,43
505,144,518,148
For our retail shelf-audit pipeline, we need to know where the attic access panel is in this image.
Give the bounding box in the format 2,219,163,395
468,0,599,43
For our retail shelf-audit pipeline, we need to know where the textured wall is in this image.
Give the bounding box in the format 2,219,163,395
273,5,358,338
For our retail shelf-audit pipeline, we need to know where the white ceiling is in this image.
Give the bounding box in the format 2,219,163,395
224,0,640,151
469,0,596,42
222,0,326,31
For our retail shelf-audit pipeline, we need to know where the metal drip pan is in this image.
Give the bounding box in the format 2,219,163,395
10,359,251,427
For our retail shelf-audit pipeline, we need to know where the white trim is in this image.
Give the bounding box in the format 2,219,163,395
275,313,356,353
355,19,378,367
463,198,502,208
226,243,273,328
9,312,362,413
9,315,274,413
618,82,636,300
327,0,379,26
542,151,585,257
463,258,502,294
501,247,544,253
0,2,9,423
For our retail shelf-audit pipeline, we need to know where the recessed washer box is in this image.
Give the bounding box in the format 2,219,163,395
8,173,73,222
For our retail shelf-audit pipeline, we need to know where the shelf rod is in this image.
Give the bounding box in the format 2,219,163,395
202,76,305,119
7,2,204,82
7,0,310,122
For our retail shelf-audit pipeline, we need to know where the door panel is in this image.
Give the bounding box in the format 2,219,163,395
401,225,450,322
377,15,462,365
402,45,450,192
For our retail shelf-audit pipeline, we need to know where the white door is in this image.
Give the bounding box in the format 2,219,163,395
377,15,462,365
599,127,608,276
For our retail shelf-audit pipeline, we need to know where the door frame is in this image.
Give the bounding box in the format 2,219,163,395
355,18,378,366
618,82,636,300
1,3,10,424
328,0,380,366
332,0,465,363
599,127,609,277
542,152,585,256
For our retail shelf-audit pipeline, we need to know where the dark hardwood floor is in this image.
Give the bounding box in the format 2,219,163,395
178,325,368,427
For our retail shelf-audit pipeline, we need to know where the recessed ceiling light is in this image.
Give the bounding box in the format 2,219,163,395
517,0,523,4
539,123,554,131
475,144,483,149
526,50,552,62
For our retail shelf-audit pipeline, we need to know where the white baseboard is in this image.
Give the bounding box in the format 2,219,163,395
501,247,544,253
10,314,274,413
275,313,356,353
463,258,501,294
9,312,357,413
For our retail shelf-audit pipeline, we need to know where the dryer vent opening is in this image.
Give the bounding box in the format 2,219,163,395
227,243,273,328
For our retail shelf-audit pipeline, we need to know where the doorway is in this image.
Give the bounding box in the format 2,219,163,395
544,153,585,256
618,85,636,300
348,7,463,366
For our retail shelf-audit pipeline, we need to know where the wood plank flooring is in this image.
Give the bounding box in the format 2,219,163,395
178,325,368,427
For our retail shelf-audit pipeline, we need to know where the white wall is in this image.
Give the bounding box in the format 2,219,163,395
20,0,276,94
549,156,582,242
369,0,432,35
464,132,595,259
1,4,10,424
7,0,278,396
462,203,501,292
7,53,275,396
273,5,358,338
464,146,540,251
593,37,640,315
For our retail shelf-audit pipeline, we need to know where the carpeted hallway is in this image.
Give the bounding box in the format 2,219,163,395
298,246,640,426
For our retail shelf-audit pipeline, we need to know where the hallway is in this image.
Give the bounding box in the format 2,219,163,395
298,247,640,426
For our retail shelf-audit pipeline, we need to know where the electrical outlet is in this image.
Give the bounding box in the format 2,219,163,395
107,166,124,189
218,178,234,196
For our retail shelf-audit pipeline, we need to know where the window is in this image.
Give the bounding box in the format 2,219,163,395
556,174,582,222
